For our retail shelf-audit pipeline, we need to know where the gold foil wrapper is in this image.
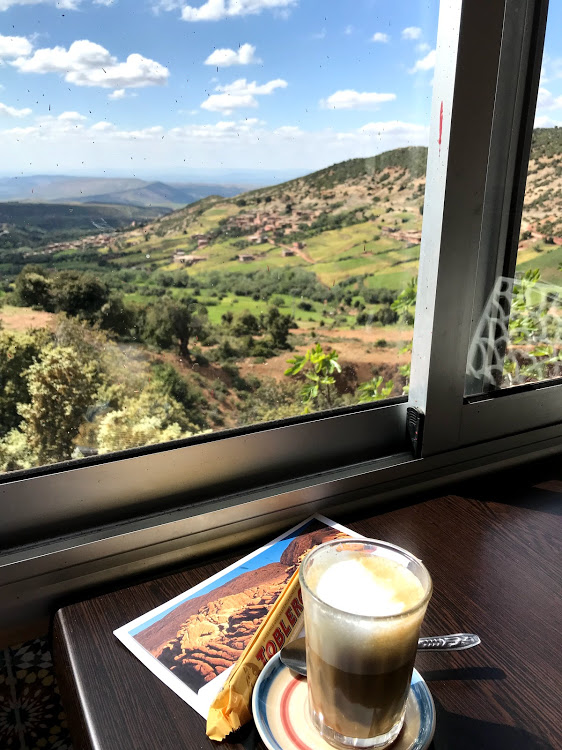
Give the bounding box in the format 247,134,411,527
206,567,304,740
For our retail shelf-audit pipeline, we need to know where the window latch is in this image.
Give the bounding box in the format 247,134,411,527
406,407,425,458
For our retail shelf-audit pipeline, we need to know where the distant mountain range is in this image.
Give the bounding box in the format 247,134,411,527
0,175,249,209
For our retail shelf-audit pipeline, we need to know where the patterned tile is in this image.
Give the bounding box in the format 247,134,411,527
0,638,73,750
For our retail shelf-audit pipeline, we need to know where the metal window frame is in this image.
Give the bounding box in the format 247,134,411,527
0,0,561,613
410,0,562,456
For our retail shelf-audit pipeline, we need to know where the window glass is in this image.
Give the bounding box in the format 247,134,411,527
0,1,438,474
466,5,562,395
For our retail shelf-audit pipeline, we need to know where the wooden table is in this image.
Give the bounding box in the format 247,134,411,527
53,484,562,750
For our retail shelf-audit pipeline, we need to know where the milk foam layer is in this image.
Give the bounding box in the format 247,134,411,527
313,555,424,617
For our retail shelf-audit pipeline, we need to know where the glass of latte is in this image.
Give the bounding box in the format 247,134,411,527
299,539,432,749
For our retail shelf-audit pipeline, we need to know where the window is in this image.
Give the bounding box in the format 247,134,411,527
0,0,560,570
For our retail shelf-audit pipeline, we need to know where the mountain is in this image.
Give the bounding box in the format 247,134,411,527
0,202,169,250
0,175,248,208
69,180,245,209
133,524,345,693
3,131,561,287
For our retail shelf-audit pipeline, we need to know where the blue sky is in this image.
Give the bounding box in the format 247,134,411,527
0,0,560,177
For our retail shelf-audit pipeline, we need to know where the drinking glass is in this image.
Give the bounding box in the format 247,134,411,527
299,539,432,749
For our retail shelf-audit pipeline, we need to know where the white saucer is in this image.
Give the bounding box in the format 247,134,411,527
252,653,435,750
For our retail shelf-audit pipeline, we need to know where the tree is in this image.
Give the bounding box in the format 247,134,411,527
51,271,109,319
14,266,53,310
391,276,417,323
143,298,204,359
97,294,141,338
264,306,293,349
151,363,206,428
17,345,100,465
356,375,394,403
232,311,260,337
0,329,50,438
96,386,200,454
285,343,341,414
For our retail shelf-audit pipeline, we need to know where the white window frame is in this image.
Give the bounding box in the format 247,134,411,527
1,0,561,628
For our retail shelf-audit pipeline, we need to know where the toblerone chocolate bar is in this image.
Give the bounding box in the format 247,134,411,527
206,567,304,740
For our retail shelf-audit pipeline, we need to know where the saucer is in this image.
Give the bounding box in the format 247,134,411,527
252,653,435,750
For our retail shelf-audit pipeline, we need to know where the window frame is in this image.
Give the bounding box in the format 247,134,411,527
0,0,561,610
410,0,562,456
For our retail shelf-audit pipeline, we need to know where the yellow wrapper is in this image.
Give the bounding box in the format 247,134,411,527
206,567,304,741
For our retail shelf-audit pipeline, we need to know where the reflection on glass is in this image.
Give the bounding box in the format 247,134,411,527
0,2,439,473
466,274,561,394
466,4,562,396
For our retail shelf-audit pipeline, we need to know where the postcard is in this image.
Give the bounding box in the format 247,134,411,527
114,514,362,718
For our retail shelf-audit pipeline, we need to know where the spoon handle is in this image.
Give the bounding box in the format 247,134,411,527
417,633,481,651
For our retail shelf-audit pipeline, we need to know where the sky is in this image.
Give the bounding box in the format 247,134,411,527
0,0,560,178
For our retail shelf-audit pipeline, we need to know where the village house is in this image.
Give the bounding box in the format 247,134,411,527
173,251,206,266
238,253,255,263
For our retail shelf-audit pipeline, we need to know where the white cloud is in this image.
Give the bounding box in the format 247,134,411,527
91,120,115,131
0,0,78,8
0,34,33,59
321,89,396,110
311,28,326,40
204,43,260,67
358,120,429,142
94,0,115,4
534,114,562,128
201,77,287,113
409,49,435,73
58,110,87,121
181,0,296,21
372,32,389,43
0,101,32,117
344,25,353,36
402,26,422,40
11,40,169,89
0,114,430,172
108,88,126,99
417,42,430,53
537,87,562,111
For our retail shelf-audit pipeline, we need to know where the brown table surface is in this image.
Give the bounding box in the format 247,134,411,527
53,483,562,750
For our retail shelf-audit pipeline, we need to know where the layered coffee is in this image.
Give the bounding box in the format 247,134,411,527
300,541,431,748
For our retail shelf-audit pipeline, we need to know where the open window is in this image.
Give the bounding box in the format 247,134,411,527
0,0,560,612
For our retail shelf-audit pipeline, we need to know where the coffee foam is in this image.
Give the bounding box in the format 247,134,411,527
313,555,424,617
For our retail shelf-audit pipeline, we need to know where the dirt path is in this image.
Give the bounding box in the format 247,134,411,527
268,238,315,264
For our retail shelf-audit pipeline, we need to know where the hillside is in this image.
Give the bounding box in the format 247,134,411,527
0,202,169,250
2,131,561,290
105,130,559,288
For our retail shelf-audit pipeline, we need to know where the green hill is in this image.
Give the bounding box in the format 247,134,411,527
2,133,561,292
0,202,169,250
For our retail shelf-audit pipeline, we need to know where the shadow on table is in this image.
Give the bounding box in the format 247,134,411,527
423,666,506,682
430,697,554,750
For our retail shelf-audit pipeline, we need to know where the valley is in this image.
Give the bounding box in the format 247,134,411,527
0,129,560,474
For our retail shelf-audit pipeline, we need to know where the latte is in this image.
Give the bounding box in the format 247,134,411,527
300,541,431,749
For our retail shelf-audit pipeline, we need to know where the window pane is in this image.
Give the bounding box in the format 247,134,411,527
466,4,562,396
0,1,438,474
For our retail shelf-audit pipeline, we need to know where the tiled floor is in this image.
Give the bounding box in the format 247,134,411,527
0,638,72,750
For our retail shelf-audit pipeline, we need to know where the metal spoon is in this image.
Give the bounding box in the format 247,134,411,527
280,634,481,677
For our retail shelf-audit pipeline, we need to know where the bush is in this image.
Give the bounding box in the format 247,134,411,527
252,339,276,358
